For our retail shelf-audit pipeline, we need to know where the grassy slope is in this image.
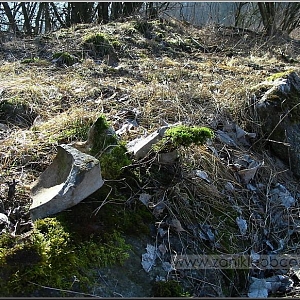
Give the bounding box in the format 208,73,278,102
1,17,300,297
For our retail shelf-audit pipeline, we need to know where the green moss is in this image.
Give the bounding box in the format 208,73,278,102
97,201,154,236
266,69,295,81
56,178,153,238
89,115,116,155
88,115,132,180
20,58,49,65
99,143,132,180
77,231,131,267
152,280,184,297
82,33,116,57
153,125,214,153
53,52,78,66
0,216,131,297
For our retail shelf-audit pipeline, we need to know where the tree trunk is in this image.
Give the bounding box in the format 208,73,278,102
44,3,51,33
234,2,247,27
21,2,32,35
97,2,109,23
257,2,277,36
50,2,66,28
111,2,122,20
34,2,44,34
69,2,95,24
279,2,300,34
1,2,21,35
122,2,143,17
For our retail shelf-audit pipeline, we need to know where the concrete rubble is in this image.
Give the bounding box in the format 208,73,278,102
30,144,104,220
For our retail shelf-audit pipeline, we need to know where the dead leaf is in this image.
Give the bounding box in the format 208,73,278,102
195,170,210,183
158,243,167,255
139,193,152,206
237,164,260,184
170,219,185,232
141,244,157,272
248,277,268,298
236,216,247,235
162,261,176,272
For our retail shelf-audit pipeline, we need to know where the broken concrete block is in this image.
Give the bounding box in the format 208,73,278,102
126,125,180,159
29,144,104,220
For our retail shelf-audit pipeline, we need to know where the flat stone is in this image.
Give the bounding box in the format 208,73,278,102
29,144,104,220
126,124,180,159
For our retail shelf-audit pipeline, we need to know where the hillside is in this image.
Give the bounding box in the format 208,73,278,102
1,17,300,297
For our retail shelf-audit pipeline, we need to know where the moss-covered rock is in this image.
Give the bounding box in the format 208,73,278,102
87,115,132,179
99,143,132,179
52,51,79,66
82,33,118,58
153,124,214,153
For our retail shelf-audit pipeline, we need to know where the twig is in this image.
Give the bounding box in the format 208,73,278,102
27,281,102,298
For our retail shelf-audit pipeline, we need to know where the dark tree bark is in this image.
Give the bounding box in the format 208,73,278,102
111,2,122,20
44,2,51,33
280,2,300,34
21,2,32,35
69,2,95,24
1,2,21,35
50,2,66,28
234,2,247,27
257,2,277,36
34,2,44,34
122,2,143,17
96,2,109,24
258,2,300,36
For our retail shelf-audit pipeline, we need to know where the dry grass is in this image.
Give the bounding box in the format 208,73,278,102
1,17,300,296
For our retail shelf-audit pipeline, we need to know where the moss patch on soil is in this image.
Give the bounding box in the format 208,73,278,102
0,215,131,297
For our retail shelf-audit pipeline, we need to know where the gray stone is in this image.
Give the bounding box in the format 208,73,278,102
0,213,9,225
157,150,179,164
29,144,104,220
126,124,180,160
255,72,300,177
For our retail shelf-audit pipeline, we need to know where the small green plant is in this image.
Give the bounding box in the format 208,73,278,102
153,125,214,153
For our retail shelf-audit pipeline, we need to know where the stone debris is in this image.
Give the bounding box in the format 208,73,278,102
269,183,295,208
236,216,247,235
29,144,104,220
255,71,300,178
141,244,157,272
126,123,181,160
